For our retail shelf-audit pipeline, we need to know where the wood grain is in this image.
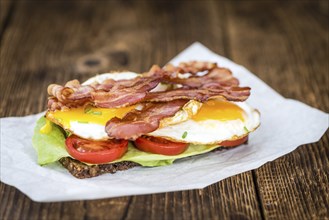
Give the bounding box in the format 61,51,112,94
226,1,329,219
0,0,14,35
0,0,328,219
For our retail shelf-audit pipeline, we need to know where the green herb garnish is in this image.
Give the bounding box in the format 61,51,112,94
84,105,102,115
78,121,89,124
182,131,188,139
244,126,249,132
84,105,93,114
65,130,72,137
91,111,102,115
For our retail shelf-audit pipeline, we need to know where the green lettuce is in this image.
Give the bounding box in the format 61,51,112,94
32,116,70,165
32,117,221,166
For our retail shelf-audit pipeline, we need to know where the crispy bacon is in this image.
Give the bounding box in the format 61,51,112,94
164,61,217,75
165,67,239,89
47,97,65,110
46,61,252,140
47,68,165,110
91,78,116,91
47,61,250,112
47,97,90,110
48,80,94,102
91,75,162,108
47,80,94,111
105,100,188,140
145,87,250,103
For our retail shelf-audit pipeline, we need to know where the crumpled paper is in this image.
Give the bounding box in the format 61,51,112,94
1,42,328,202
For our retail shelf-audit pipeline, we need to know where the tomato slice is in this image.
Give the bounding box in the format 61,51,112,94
65,135,128,164
134,136,189,156
219,135,248,147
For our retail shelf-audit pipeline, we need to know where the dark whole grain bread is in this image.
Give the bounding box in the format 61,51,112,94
59,145,241,179
59,157,139,179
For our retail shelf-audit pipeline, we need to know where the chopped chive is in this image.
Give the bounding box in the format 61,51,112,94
182,131,188,139
91,111,102,115
65,130,72,137
244,126,249,132
78,121,89,124
84,105,93,114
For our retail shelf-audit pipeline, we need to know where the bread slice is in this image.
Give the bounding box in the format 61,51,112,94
58,145,239,178
59,157,139,179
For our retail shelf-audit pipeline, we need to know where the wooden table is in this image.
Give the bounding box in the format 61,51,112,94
1,0,328,219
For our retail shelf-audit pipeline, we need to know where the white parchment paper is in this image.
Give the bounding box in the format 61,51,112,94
1,42,328,202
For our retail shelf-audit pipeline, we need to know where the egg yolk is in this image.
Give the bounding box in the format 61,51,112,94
40,119,52,134
47,105,136,128
193,100,245,122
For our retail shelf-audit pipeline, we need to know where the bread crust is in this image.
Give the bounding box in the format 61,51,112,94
59,157,139,179
59,145,242,178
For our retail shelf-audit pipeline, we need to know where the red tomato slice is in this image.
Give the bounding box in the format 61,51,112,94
65,135,128,164
134,136,189,156
219,135,248,147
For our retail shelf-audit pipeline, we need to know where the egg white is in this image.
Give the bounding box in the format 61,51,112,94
69,122,107,140
147,101,260,145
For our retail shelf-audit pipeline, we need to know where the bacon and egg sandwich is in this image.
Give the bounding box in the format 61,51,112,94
33,61,260,178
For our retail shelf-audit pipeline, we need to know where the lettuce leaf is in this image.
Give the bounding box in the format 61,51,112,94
32,117,221,167
115,143,220,166
32,116,70,165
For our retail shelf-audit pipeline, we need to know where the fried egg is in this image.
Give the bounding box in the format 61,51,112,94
45,72,260,144
46,105,137,140
148,99,260,145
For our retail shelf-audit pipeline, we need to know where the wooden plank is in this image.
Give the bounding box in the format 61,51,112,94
0,0,13,35
0,1,262,220
226,1,329,219
121,172,261,220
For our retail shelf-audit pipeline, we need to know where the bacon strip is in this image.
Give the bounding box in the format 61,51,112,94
105,100,188,140
164,61,217,75
48,80,94,102
47,68,165,110
47,80,94,110
48,97,65,111
47,61,250,111
91,75,162,108
164,67,239,89
145,87,251,103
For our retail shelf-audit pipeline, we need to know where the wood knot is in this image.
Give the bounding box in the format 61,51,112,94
84,59,101,67
75,48,130,74
76,53,109,74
